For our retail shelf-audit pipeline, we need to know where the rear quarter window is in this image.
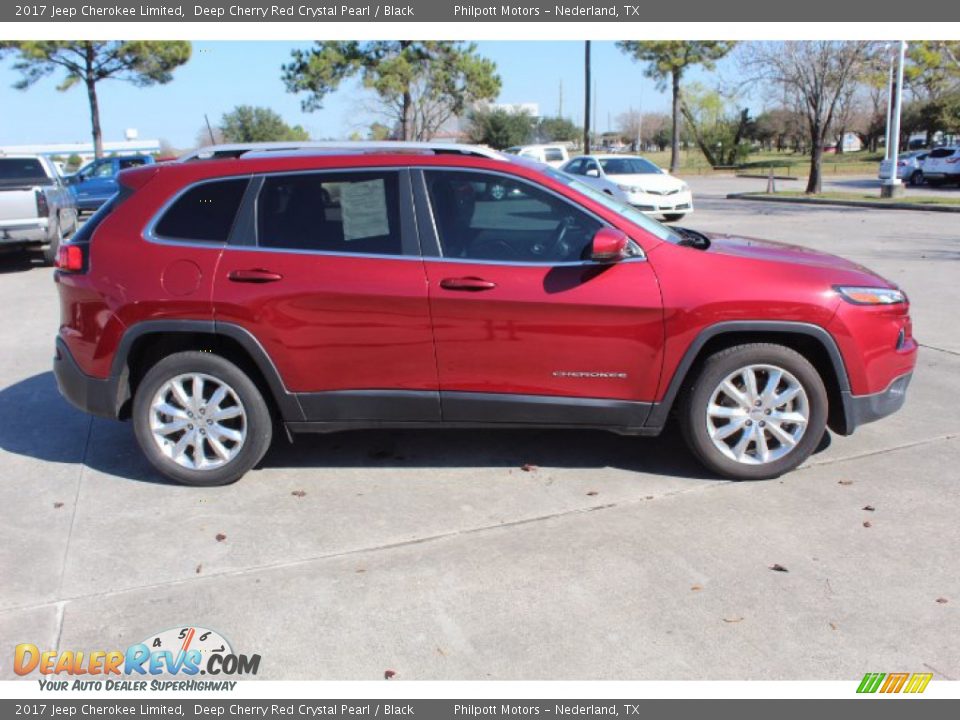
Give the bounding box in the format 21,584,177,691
153,178,248,243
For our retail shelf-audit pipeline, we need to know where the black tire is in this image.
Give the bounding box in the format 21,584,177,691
679,343,828,480
43,217,62,265
132,351,273,486
909,170,924,187
663,213,686,222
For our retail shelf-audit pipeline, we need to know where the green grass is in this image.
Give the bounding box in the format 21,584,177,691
637,149,882,176
747,190,960,206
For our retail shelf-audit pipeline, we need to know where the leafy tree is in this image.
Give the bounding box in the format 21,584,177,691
0,41,191,158
219,106,309,143
368,122,393,141
743,41,876,193
537,116,580,143
616,41,737,171
467,108,535,149
679,84,753,166
904,41,960,102
283,41,500,141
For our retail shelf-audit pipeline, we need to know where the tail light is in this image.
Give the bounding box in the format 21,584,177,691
55,243,86,273
35,190,49,217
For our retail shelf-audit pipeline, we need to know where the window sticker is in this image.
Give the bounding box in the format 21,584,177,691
340,179,389,241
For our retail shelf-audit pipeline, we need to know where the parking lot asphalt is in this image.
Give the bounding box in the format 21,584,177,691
0,176,957,681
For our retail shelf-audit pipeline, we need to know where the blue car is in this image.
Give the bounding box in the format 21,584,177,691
66,155,155,211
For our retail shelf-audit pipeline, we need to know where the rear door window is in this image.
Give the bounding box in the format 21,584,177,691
256,171,403,256
154,178,248,243
544,148,566,163
928,148,957,159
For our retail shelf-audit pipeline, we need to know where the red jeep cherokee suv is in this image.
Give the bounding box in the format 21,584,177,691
52,142,917,486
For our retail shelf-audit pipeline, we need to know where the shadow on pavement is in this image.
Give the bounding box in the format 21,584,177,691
0,249,46,274
0,371,833,485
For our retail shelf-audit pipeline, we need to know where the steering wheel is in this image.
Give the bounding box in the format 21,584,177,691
543,216,575,260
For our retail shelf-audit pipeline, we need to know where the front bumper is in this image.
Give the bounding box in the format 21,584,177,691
841,372,912,434
53,337,122,419
625,191,693,216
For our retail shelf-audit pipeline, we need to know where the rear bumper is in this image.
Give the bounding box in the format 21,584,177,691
0,220,48,244
53,337,121,419
841,371,912,434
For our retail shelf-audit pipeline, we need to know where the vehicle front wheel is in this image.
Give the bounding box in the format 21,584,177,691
132,351,273,486
663,213,686,222
680,343,828,480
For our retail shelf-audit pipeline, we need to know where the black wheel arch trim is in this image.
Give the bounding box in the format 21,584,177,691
643,320,852,431
107,319,304,422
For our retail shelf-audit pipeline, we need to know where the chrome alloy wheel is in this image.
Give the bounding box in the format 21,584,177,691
705,364,809,465
149,373,247,470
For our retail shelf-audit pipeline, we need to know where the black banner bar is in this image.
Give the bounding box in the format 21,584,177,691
3,0,958,23
1,700,958,719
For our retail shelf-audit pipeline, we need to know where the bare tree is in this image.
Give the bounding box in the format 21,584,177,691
742,41,876,192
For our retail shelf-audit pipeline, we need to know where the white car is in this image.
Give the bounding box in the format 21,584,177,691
878,150,928,186
561,154,693,221
504,144,570,168
921,146,960,186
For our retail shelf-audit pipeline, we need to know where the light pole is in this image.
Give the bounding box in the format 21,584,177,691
881,41,907,198
883,43,893,161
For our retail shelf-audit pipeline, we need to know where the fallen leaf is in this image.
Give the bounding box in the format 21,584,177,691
838,480,854,486
586,490,599,496
215,533,226,542
829,622,838,631
645,495,654,500
436,647,446,656
862,521,872,528
769,564,789,573
722,616,744,623
369,449,391,460
291,490,306,498
355,568,366,574
862,505,875,512
195,564,202,574
520,463,539,472
691,584,703,592
53,502,64,509
384,669,396,680
936,597,949,604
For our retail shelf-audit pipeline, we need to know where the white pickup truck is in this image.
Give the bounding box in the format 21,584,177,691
0,155,79,263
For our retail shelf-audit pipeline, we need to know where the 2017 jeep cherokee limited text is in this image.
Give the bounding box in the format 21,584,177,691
52,142,917,486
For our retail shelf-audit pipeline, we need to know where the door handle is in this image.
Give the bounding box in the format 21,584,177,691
228,269,283,283
439,276,497,291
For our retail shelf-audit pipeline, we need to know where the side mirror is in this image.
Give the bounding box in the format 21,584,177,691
585,168,600,178
590,227,630,263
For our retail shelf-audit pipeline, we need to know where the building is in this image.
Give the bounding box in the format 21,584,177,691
0,139,161,163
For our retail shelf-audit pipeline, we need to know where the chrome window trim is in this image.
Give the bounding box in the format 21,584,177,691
415,166,646,265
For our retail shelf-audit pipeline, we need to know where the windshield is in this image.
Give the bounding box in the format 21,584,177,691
598,157,661,175
0,158,48,186
540,165,683,244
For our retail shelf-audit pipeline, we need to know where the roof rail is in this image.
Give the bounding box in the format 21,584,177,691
178,141,504,162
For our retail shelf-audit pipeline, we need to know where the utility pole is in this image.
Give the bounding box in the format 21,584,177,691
881,41,907,198
204,114,216,145
583,41,591,154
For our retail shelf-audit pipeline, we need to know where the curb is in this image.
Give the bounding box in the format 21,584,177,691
726,192,960,213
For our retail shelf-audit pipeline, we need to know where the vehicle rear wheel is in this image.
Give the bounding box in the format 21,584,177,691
909,170,924,187
42,218,62,265
663,213,686,222
132,351,273,486
680,343,828,480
